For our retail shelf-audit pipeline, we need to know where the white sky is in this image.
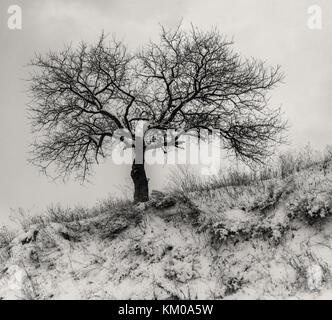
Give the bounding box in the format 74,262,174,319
0,0,331,223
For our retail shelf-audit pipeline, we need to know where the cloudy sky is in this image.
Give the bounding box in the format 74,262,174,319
0,0,331,223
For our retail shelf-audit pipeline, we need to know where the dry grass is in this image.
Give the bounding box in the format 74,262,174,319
168,145,332,195
5,197,138,246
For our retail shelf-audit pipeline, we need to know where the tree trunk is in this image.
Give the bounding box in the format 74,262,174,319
131,160,149,203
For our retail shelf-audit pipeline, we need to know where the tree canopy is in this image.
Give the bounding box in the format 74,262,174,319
28,25,286,183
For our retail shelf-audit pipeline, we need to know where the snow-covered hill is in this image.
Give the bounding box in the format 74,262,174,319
1,161,332,300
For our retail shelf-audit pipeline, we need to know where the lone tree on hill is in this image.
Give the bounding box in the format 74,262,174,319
28,25,286,203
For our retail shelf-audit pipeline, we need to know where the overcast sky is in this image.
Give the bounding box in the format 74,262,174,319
0,0,331,223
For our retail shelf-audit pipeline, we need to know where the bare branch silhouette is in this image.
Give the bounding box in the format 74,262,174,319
28,25,286,202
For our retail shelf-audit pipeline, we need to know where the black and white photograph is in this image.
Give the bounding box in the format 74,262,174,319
0,0,332,304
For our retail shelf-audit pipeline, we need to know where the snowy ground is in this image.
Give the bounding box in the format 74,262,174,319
1,162,332,300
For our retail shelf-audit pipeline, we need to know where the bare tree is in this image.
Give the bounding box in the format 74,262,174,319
28,26,286,203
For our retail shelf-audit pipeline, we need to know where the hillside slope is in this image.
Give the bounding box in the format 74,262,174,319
1,161,332,300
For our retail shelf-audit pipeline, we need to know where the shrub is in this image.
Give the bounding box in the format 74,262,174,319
210,220,251,245
133,237,168,262
249,178,295,213
209,214,289,247
0,226,15,248
287,249,331,291
164,246,201,283
224,276,245,296
287,191,332,224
